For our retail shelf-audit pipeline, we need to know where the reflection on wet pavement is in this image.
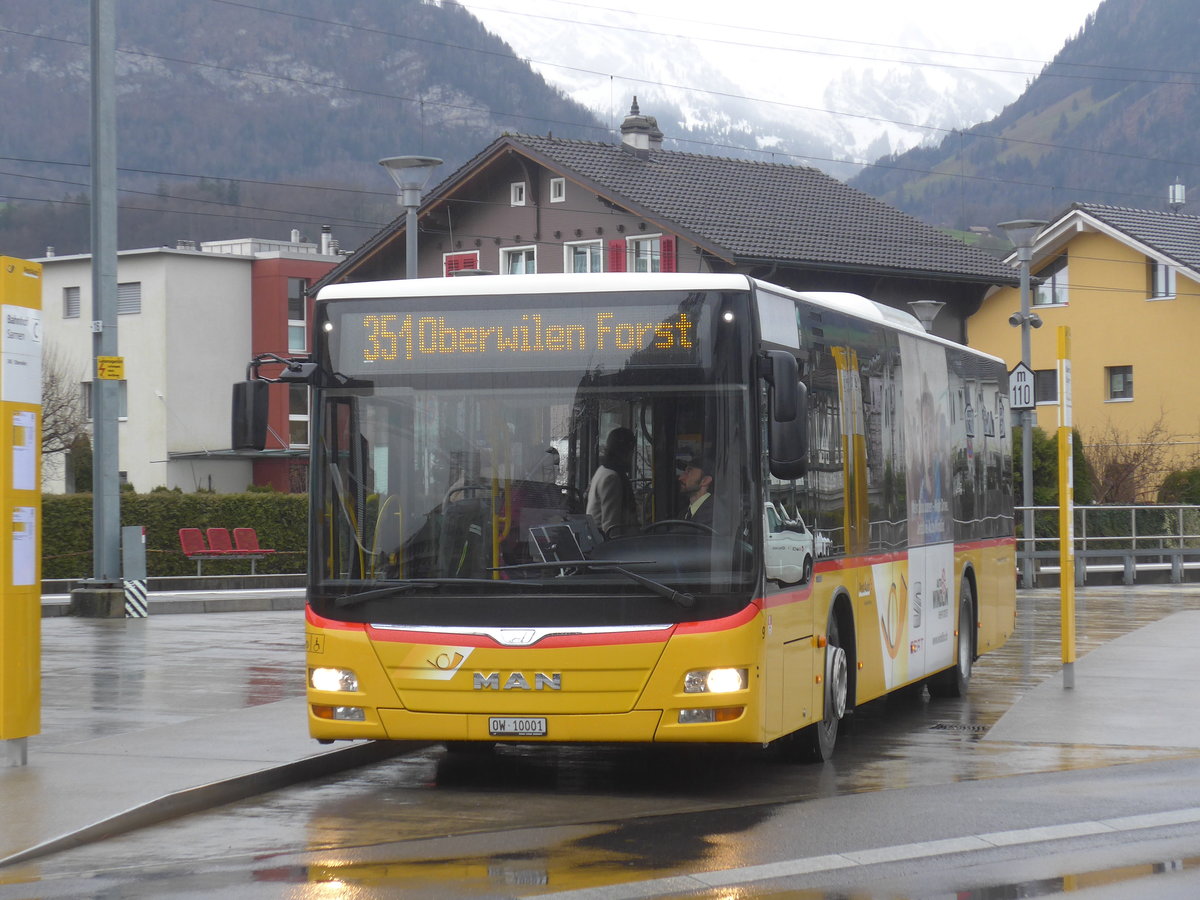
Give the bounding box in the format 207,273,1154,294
18,587,1200,898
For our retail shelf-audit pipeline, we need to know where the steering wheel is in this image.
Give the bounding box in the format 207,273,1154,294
642,518,716,535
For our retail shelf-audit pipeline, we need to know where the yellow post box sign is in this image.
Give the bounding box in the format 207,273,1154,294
0,256,42,747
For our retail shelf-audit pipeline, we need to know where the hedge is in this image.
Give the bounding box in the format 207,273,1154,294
43,492,308,579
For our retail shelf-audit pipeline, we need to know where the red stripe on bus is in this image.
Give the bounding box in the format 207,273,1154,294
306,605,366,631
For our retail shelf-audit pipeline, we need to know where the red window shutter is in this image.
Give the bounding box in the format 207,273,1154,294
444,252,479,277
660,236,676,272
607,240,626,272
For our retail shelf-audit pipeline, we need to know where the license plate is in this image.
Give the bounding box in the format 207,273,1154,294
489,716,547,737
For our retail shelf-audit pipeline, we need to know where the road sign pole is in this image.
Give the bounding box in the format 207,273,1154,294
1057,327,1076,689
1009,362,1036,587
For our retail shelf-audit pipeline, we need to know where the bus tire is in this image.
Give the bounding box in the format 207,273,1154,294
929,576,974,698
794,610,849,762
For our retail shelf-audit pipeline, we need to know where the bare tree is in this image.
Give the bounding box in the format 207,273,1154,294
41,342,88,478
1083,414,1176,503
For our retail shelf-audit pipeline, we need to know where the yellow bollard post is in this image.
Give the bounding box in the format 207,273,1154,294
1057,326,1076,689
0,257,43,765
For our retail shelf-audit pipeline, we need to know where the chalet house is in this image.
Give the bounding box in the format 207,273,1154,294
969,202,1200,494
314,101,1018,343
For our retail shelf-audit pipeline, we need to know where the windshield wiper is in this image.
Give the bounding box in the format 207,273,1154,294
490,560,695,609
329,578,528,609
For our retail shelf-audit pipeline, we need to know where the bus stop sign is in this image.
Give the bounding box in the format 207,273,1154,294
1010,362,1035,410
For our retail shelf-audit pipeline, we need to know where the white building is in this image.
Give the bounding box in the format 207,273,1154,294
38,236,340,493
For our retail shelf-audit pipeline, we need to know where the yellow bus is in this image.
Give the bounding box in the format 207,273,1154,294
236,273,1015,761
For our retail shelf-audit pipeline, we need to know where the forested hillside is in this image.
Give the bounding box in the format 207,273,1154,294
851,0,1200,230
0,0,604,257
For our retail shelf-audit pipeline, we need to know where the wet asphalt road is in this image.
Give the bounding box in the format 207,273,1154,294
3,584,1200,898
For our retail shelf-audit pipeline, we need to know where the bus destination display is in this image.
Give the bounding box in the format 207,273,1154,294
335,302,705,374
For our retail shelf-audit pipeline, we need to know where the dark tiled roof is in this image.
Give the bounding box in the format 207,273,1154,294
1071,203,1200,273
508,134,1017,284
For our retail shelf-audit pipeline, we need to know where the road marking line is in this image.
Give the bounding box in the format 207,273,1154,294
531,806,1200,900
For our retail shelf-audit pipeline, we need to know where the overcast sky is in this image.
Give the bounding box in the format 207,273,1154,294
460,0,1104,110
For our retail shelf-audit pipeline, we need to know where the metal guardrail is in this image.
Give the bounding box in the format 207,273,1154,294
1016,504,1200,586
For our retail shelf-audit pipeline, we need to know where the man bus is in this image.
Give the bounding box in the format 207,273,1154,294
234,273,1015,761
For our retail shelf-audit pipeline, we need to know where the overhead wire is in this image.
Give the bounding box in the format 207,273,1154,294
1,1,1195,236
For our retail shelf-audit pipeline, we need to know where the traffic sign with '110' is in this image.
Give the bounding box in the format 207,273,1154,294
1009,362,1035,410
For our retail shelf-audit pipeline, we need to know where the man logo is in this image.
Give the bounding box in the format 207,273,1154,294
474,672,562,691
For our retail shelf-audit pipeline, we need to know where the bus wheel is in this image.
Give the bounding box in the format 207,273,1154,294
929,577,974,698
795,613,848,762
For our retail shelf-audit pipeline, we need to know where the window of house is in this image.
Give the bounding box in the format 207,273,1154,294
501,246,536,274
1106,365,1133,401
629,236,661,272
565,241,602,273
83,380,129,419
63,286,80,319
1034,368,1058,405
289,384,309,448
444,251,480,277
1034,254,1068,306
117,281,141,315
550,177,566,203
510,182,526,206
288,277,308,352
1148,259,1176,299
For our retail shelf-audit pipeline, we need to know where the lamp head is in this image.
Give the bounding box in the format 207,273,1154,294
998,218,1048,250
378,155,444,194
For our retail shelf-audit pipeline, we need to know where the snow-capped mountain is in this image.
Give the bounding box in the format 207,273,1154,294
460,0,1049,175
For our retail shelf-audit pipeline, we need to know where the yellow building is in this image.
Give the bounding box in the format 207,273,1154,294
970,203,1200,499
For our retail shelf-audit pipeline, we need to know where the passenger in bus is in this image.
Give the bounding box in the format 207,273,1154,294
678,456,715,527
586,427,639,535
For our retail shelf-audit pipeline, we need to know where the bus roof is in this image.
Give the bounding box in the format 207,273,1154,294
315,272,755,301
315,273,1002,363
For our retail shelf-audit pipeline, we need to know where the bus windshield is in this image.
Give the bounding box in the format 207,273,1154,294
310,289,757,627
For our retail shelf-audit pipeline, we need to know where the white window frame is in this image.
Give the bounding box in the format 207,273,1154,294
628,235,662,273
83,380,129,420
510,182,526,207
1149,259,1176,300
1034,368,1058,405
63,286,80,319
288,277,308,352
1033,254,1068,307
289,383,310,449
443,250,480,277
1106,365,1134,402
564,240,602,273
549,177,566,203
501,245,536,275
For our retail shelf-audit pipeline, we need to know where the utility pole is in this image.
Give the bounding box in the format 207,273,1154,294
72,0,123,613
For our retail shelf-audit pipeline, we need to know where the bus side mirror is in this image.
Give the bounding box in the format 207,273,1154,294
232,379,269,451
763,351,807,479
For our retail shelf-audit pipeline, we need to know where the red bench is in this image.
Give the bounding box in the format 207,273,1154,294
178,527,275,575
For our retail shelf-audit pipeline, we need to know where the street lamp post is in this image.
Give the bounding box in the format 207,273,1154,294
999,218,1047,589
379,156,443,279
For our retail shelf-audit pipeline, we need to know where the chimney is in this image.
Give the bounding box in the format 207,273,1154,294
290,228,302,243
321,225,332,255
619,96,663,159
44,246,55,258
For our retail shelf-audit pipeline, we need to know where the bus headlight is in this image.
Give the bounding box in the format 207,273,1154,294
684,667,747,694
310,667,359,692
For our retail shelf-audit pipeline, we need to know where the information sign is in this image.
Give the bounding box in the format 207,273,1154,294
1010,362,1035,411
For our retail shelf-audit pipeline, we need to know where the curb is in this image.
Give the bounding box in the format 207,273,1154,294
0,739,421,869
